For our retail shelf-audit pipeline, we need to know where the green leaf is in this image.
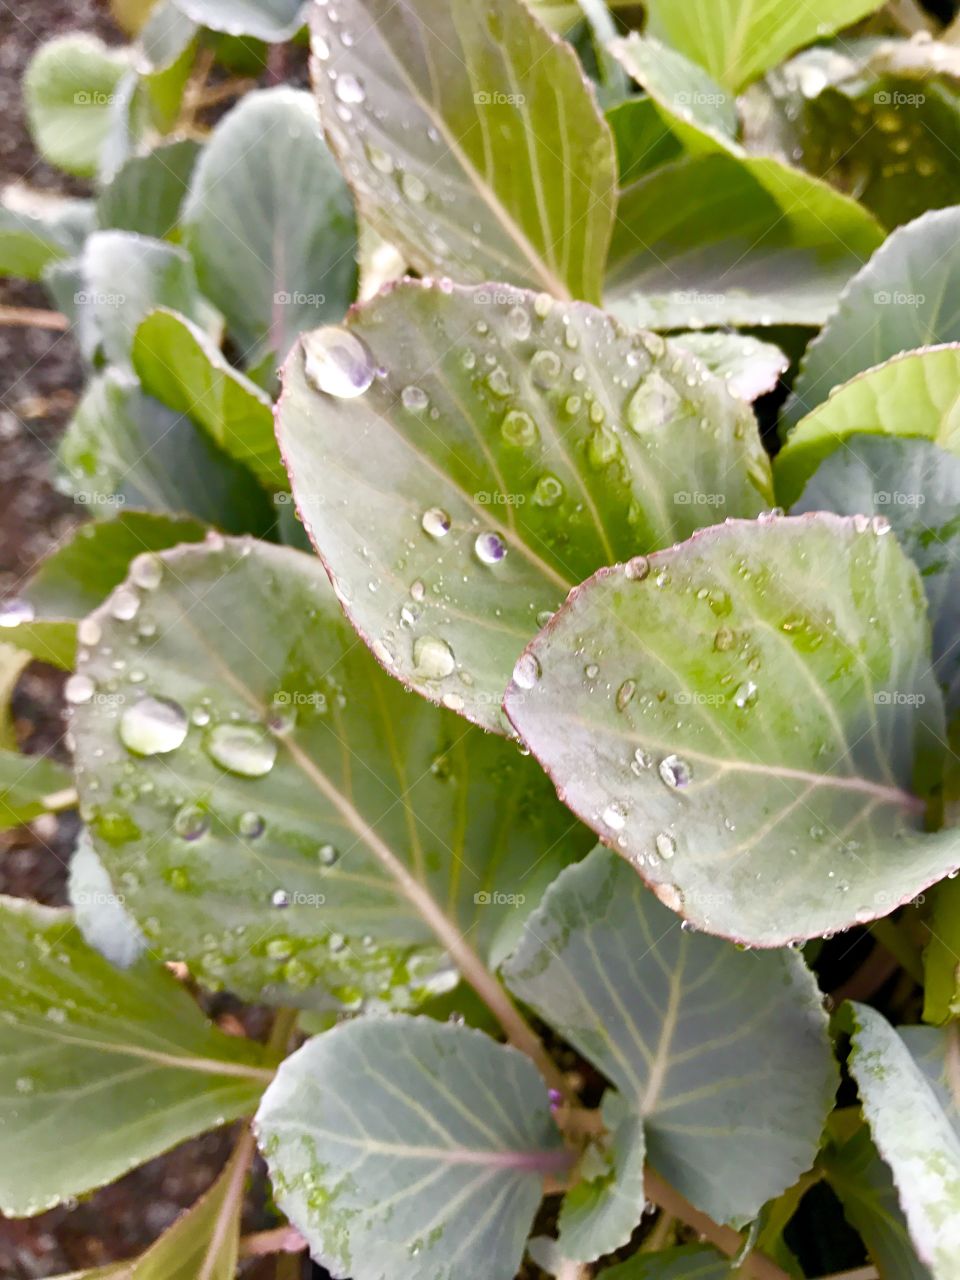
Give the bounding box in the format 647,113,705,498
601,1245,730,1280
785,207,960,427
174,0,305,41
278,280,771,734
133,309,286,488
45,230,217,369
58,371,275,536
24,35,131,178
606,97,683,184
0,644,31,750
96,139,200,239
255,1016,568,1280
308,0,616,303
504,847,836,1226
672,332,788,402
755,39,960,231
775,345,960,507
24,511,207,620
46,1128,252,1278
642,0,884,91
67,537,591,1007
846,1004,960,1278
182,87,357,365
139,1,200,73
0,621,77,673
791,436,960,716
0,749,75,829
923,877,960,1025
0,895,272,1216
504,513,960,946
606,36,883,329
556,1091,647,1262
0,189,93,281
69,831,147,970
821,1114,933,1279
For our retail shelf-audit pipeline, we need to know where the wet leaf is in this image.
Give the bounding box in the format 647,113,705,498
256,1016,567,1280
173,0,305,41
309,0,616,302
0,749,74,829
277,280,771,733
672,332,788,401
96,139,200,239
505,514,960,946
68,537,591,1007
0,896,272,1216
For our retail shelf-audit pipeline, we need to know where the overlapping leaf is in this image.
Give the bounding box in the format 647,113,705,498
278,280,771,733
0,750,74,829
308,0,616,302
846,1004,960,1278
0,896,272,1216
672,332,788,402
0,188,92,281
68,538,591,1007
96,139,200,239
256,1017,568,1280
182,88,357,365
173,0,305,40
505,514,960,946
776,345,960,506
785,206,960,426
504,847,836,1228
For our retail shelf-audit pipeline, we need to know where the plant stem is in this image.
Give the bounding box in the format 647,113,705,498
641,1209,675,1251
266,1006,299,1061
869,917,923,983
0,305,69,330
239,1225,307,1257
645,1170,791,1280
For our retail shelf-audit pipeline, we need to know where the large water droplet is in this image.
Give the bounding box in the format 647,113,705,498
414,636,455,679
77,617,101,646
130,554,163,591
655,831,677,859
602,801,628,831
628,371,682,433
401,385,429,412
303,327,375,398
421,508,451,538
507,305,531,340
474,532,507,565
400,171,428,203
658,754,692,788
64,674,95,706
238,811,265,838
733,681,758,709
120,696,188,756
533,474,564,507
319,842,339,866
335,72,365,103
501,409,538,447
0,597,34,627
206,723,277,777
624,555,650,581
616,679,636,712
530,349,561,387
512,653,541,689
110,588,140,622
174,804,209,840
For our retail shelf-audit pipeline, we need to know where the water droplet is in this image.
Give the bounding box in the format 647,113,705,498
733,681,758,709
530,348,561,387
714,627,734,652
206,723,277,777
533,473,564,507
367,142,394,173
602,801,627,831
191,706,211,727
654,883,683,911
624,555,650,581
64,674,95,705
303,327,375,398
474,532,507,565
507,305,531,340
655,831,677,859
414,636,455,680
628,371,682,433
616,679,636,711
335,72,365,103
0,597,34,627
501,409,538,447
421,508,451,538
77,617,101,646
631,748,651,774
174,804,209,840
238,811,265,838
442,691,465,711
319,842,339,866
110,588,140,622
658,754,692,788
271,889,290,908
410,580,425,602
130,555,163,591
120,697,188,756
400,171,428,203
512,653,541,689
584,663,599,679
401,385,429,411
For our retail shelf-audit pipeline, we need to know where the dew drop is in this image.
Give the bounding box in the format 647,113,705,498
77,617,102,646
530,348,562,387
110,588,140,622
238,811,265,838
628,371,682,433
271,889,290,908
303,327,375,398
533,473,564,507
658,754,692,788
474,532,507,565
512,653,541,689
174,804,209,840
413,636,456,680
206,723,277,777
334,72,365,103
616,679,636,711
421,508,451,538
119,696,188,756
655,831,677,859
400,171,428,203
654,882,683,911
501,409,538,447
401,385,429,412
602,801,627,831
410,579,426,602
319,842,340,866
631,748,652,774
733,681,758,709
64,674,95,706
130,554,163,591
507,305,531,340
